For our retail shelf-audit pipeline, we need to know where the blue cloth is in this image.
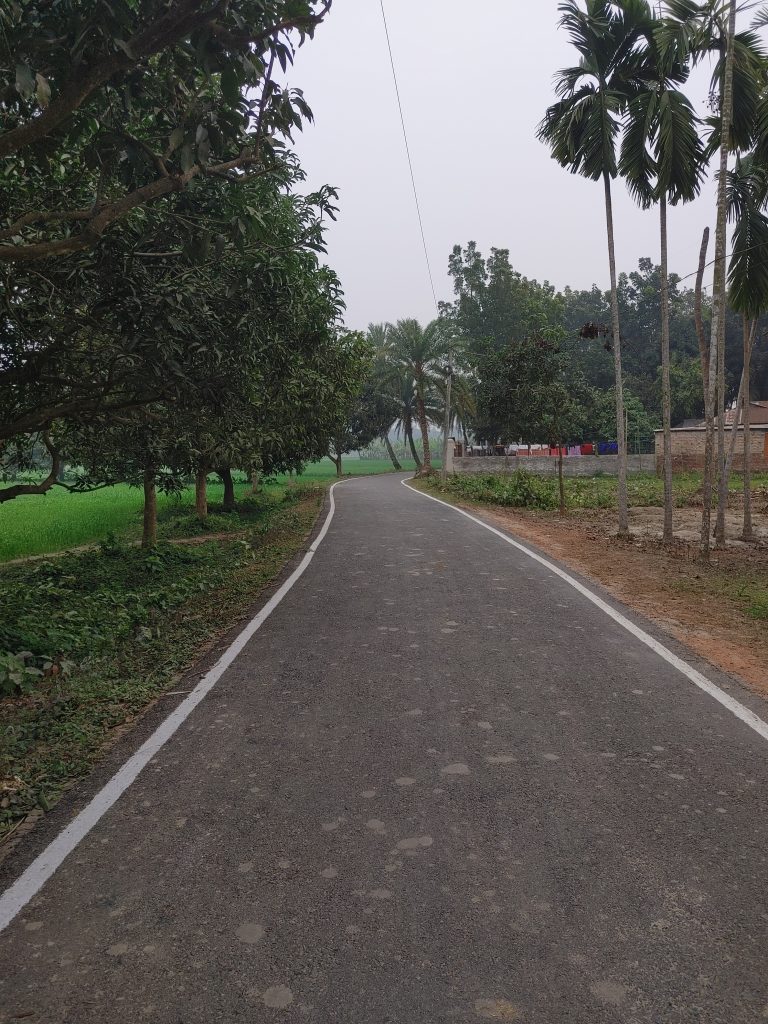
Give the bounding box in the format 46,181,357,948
597,441,618,455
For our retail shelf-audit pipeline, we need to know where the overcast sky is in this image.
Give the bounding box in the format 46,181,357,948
287,0,727,331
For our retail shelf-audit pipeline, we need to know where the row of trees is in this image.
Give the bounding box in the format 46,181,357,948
327,319,469,477
539,0,768,555
0,1,378,544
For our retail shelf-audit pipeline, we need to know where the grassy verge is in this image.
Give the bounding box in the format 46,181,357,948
429,468,768,512
0,486,323,843
671,567,768,622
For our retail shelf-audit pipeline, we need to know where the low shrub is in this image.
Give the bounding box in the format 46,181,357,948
437,471,560,511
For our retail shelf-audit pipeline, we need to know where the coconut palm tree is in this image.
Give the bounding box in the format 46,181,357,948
538,0,648,535
619,7,706,543
366,324,403,471
386,318,446,473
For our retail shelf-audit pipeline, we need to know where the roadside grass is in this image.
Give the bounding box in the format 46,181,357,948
430,469,768,512
672,569,768,622
0,458,428,562
0,488,323,843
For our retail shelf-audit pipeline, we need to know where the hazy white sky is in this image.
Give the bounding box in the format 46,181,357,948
288,0,726,330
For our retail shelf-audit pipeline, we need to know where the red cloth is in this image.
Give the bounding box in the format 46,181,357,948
580,443,594,455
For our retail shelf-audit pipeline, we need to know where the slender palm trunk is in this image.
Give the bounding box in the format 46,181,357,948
725,326,746,480
142,468,157,549
703,2,736,557
659,195,674,543
603,171,628,535
441,368,453,482
383,434,402,471
195,467,208,521
406,421,421,468
715,317,728,544
743,318,755,541
416,389,432,472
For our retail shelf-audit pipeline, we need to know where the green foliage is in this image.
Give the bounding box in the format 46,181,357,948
726,153,768,318
0,490,322,834
444,243,761,432
0,652,43,698
433,469,768,514
435,472,560,511
0,1,331,261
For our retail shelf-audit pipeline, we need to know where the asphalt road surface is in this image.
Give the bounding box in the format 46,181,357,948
2,473,768,1023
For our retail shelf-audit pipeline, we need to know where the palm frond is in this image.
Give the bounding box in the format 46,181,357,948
728,200,768,317
620,90,658,207
707,32,768,152
657,88,706,203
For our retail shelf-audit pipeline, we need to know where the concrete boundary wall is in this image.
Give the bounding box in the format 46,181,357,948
451,454,656,477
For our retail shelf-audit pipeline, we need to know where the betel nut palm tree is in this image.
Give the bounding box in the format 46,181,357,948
619,3,706,543
538,0,649,536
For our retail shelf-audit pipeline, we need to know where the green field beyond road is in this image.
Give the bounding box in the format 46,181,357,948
0,459,427,562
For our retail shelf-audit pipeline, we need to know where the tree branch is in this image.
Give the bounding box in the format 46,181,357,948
0,1,332,160
0,149,267,262
0,434,61,503
0,394,164,441
0,209,92,242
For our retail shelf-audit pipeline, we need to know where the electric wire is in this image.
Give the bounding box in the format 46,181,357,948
379,0,439,314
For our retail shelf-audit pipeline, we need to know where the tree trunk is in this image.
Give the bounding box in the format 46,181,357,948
195,467,208,521
558,444,565,516
660,195,674,544
142,468,157,549
743,317,755,541
406,424,421,468
725,329,746,481
416,391,432,473
695,227,711,386
251,470,261,494
441,365,452,482
218,466,236,511
383,434,402,471
703,2,736,558
603,171,628,535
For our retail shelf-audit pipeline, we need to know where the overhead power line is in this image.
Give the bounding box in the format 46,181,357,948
378,0,439,314
677,237,768,286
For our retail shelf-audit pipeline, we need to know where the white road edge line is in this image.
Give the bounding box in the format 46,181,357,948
403,477,768,744
0,482,344,934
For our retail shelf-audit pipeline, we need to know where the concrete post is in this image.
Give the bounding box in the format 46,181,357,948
445,437,455,475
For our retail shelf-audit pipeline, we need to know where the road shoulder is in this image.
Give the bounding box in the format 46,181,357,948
410,478,768,700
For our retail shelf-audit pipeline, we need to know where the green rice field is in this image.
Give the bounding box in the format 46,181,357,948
0,458,423,562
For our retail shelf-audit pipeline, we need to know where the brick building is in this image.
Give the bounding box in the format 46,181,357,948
654,423,768,472
725,400,768,425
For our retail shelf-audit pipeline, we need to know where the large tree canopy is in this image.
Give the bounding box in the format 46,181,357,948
0,157,336,445
0,0,331,262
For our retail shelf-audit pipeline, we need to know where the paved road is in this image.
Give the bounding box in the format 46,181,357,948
2,473,768,1023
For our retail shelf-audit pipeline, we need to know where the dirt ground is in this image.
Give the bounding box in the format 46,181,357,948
463,502,768,698
625,504,768,545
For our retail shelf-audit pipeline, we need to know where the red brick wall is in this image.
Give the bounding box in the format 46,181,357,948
654,429,768,472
